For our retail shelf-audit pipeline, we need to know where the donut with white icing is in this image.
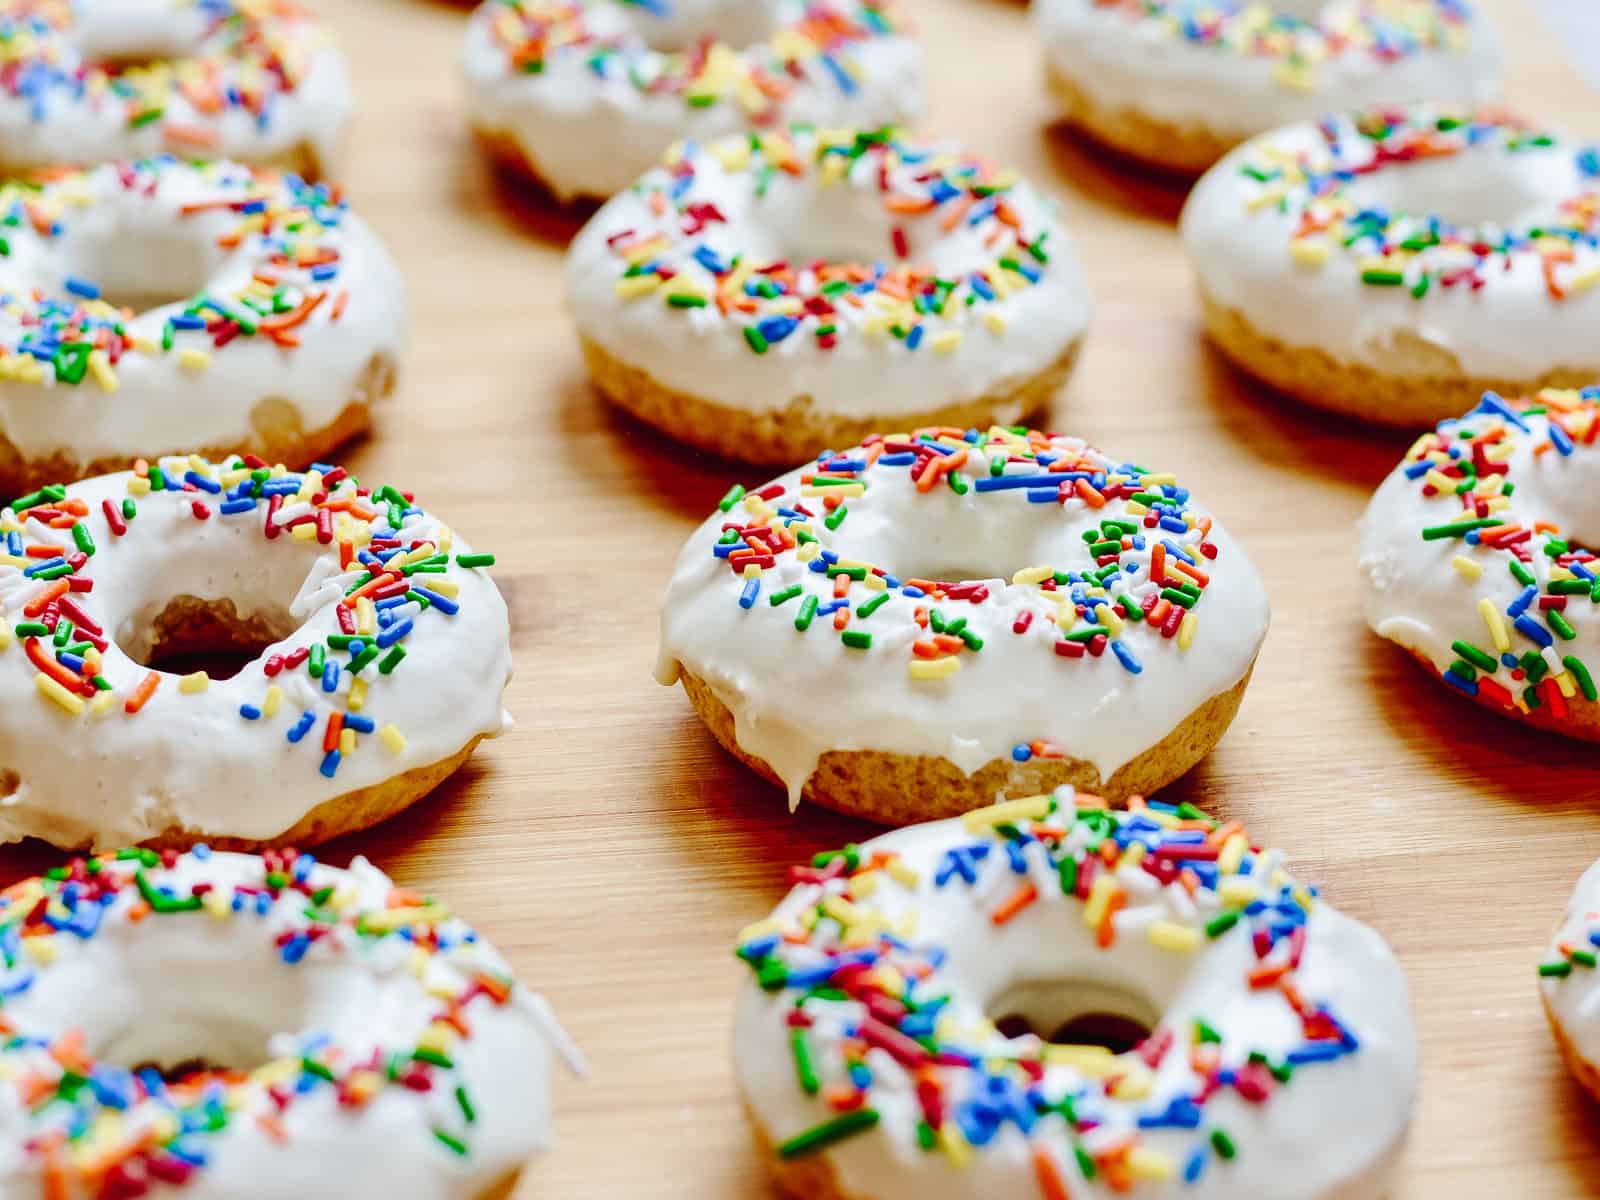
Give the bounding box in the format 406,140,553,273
0,844,581,1198
569,129,1092,464
0,453,512,849
655,426,1269,822
1181,106,1600,427
734,798,1417,1199
1359,388,1600,738
1036,0,1499,173
462,0,922,201
1541,858,1600,1102
0,0,351,177
0,157,404,494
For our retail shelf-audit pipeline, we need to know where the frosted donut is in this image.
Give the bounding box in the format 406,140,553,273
569,128,1092,464
1540,858,1600,1102
1181,106,1600,428
0,453,512,850
1036,0,1499,174
0,844,581,1198
1358,388,1600,738
0,0,351,177
655,425,1269,823
462,0,922,201
733,797,1418,1199
0,157,404,495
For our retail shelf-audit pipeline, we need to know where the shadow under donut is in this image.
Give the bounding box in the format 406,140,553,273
1040,119,1196,226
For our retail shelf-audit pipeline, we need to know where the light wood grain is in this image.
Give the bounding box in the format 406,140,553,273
2,0,1597,1195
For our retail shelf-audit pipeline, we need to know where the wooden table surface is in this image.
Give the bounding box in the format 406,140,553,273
3,0,1597,1195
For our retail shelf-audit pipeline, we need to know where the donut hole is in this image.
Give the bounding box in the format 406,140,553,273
122,595,298,682
74,23,198,75
98,1012,285,1080
988,979,1159,1055
50,220,223,315
1342,146,1563,231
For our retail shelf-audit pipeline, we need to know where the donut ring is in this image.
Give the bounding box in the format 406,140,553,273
655,426,1269,822
0,158,404,495
1036,0,1499,174
569,129,1092,464
734,798,1417,1199
0,845,581,1198
0,0,351,177
1541,859,1600,1103
1181,106,1600,427
462,0,922,201
0,454,512,850
1359,388,1600,738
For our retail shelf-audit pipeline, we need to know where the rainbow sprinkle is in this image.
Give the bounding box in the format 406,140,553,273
1086,0,1475,89
602,127,1055,355
1239,107,1600,300
486,0,907,117
1541,907,1600,978
0,0,335,149
0,845,536,1194
737,794,1359,1192
700,426,1218,679
1,453,496,783
0,158,362,391
1389,388,1600,717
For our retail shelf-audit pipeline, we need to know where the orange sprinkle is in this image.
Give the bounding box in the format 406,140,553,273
991,883,1038,926
124,671,161,715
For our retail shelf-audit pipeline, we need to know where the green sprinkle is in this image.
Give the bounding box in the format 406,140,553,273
1451,641,1498,672
455,553,495,568
857,592,890,619
71,523,94,557
1549,610,1578,641
1564,656,1597,701
1509,559,1536,586
455,1085,477,1124
841,630,871,650
377,646,407,675
824,505,848,531
1421,517,1498,540
744,326,769,354
433,1129,469,1156
1540,961,1574,978
1210,1128,1237,1160
795,595,819,631
717,485,745,512
777,1109,880,1159
1205,911,1240,939
790,1029,821,1095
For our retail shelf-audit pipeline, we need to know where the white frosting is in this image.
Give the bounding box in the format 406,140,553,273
656,429,1269,807
1357,391,1600,717
1036,0,1499,149
0,848,580,1197
0,158,406,467
567,129,1092,423
1542,857,1600,1068
0,0,351,173
1180,108,1600,382
735,813,1418,1198
462,0,923,200
0,459,512,848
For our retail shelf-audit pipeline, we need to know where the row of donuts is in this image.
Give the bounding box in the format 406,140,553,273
0,1,1588,1198
466,5,1600,1200
0,2,581,1197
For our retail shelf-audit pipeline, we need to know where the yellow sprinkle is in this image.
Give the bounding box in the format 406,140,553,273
1147,921,1201,952
1557,671,1577,699
796,540,820,562
1012,566,1054,586
356,595,377,636
614,275,661,300
736,918,783,945
339,727,356,755
1478,597,1511,652
361,902,451,934
1290,237,1331,267
261,685,282,718
849,870,878,899
178,671,208,694
1118,841,1146,870
378,724,406,754
424,578,460,599
1043,1044,1116,1074
821,896,867,928
984,312,1007,335
203,888,232,920
346,677,366,713
885,858,920,890
1127,1148,1176,1181
1177,611,1198,650
963,794,1052,832
86,349,118,392
127,477,151,496
1108,1063,1153,1100
800,483,865,498
291,522,317,541
742,562,762,581
35,672,84,715
177,348,210,372
1218,833,1248,875
908,656,961,681
1451,555,1482,580
929,330,962,353
862,573,886,592
1083,873,1117,929
1423,469,1457,493
937,1119,971,1168
89,692,116,717
1566,264,1600,296
0,624,11,652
